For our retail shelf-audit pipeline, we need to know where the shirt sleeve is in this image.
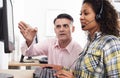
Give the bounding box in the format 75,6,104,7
103,37,120,77
21,38,51,56
21,39,36,56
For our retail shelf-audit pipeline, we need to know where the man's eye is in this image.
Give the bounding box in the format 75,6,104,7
63,24,69,28
56,25,61,28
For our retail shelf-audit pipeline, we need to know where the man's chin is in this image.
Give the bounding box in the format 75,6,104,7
58,38,66,41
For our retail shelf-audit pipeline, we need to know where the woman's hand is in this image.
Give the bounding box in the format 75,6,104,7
40,64,74,78
54,70,74,78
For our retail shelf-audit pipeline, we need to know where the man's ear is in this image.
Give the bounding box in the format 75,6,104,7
72,26,75,32
54,27,56,33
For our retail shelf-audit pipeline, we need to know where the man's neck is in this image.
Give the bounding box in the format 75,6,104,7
59,38,71,48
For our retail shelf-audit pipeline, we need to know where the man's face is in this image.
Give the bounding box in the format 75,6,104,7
54,18,74,41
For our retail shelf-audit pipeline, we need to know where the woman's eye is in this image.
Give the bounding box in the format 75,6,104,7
80,13,82,16
84,12,89,15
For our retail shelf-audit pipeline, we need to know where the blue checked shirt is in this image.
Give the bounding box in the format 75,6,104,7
74,32,120,78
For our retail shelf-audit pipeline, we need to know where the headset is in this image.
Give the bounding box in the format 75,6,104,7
95,0,103,21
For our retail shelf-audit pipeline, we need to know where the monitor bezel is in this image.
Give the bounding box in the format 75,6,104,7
2,0,15,53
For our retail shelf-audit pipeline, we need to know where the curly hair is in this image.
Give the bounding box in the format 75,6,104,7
83,0,120,36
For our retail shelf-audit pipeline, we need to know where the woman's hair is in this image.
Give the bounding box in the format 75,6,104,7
83,0,120,36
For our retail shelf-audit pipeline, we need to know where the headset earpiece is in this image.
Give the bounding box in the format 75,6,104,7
95,13,102,20
95,0,103,21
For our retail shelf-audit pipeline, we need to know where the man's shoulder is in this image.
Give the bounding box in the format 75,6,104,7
70,40,83,50
71,40,81,46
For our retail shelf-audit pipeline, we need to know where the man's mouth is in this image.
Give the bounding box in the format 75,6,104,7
59,34,66,36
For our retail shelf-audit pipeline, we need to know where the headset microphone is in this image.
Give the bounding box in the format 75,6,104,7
82,19,95,28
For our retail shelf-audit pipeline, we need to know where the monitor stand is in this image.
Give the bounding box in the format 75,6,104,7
0,73,14,78
20,55,34,63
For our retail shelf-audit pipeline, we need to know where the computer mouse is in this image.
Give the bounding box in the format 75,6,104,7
39,57,48,64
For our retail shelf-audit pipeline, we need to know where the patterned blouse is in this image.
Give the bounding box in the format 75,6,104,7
74,32,120,78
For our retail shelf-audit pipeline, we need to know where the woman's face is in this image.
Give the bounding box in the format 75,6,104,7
80,3,100,34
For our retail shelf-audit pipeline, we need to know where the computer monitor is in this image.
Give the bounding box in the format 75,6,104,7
0,0,15,53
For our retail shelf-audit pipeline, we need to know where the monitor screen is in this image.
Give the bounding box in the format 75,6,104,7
0,0,15,53
0,0,3,40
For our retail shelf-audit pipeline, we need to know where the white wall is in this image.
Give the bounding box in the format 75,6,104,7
111,0,120,12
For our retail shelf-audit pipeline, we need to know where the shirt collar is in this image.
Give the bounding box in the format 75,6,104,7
54,39,59,47
54,39,73,54
87,31,102,41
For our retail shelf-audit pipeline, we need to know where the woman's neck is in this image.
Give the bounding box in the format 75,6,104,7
89,27,100,41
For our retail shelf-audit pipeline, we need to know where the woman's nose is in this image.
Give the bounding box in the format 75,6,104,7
80,14,84,20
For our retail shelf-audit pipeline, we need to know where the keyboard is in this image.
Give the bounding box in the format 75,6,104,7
33,67,57,78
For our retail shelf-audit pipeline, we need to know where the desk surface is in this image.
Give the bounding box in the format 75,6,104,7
9,61,46,66
0,69,34,78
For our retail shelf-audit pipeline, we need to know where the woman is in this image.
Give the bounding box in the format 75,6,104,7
55,0,120,78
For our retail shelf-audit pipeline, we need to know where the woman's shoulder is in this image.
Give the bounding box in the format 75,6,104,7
102,35,120,43
103,35,118,40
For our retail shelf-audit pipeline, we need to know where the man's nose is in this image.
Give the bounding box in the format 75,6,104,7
60,26,65,31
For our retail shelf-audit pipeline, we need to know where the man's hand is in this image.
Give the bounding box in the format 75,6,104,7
18,21,38,46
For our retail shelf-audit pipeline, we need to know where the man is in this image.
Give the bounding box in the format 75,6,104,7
18,13,82,69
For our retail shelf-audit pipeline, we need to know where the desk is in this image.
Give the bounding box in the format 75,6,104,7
8,61,46,69
0,69,34,78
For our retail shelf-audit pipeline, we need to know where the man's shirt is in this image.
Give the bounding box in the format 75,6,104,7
21,38,82,69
